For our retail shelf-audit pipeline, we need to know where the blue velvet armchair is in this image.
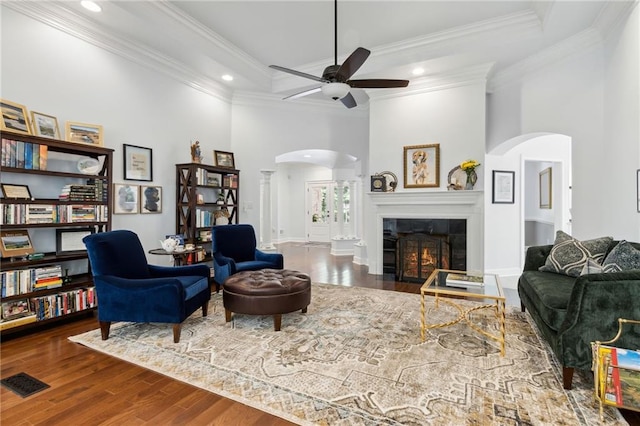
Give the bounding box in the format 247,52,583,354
211,224,284,286
83,230,211,343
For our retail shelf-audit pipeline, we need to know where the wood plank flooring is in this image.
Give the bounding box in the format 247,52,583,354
2,242,638,425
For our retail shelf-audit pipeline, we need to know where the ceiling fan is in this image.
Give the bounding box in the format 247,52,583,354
269,0,409,109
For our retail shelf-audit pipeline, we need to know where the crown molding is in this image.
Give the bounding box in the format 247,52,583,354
272,9,540,93
370,63,494,102
4,1,233,102
150,1,272,87
487,28,603,92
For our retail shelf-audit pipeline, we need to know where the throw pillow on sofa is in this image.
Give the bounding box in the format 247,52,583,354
601,240,640,272
539,230,613,277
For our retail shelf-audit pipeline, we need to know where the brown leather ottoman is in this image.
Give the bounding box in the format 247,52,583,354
222,269,311,331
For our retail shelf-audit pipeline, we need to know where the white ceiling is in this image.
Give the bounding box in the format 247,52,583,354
6,1,637,104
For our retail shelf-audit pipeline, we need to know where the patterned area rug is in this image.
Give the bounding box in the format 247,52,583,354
69,284,626,425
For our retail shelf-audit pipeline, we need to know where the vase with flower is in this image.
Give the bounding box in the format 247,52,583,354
460,159,481,190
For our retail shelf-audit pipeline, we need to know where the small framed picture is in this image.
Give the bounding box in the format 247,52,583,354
65,121,104,146
2,299,31,320
539,167,552,209
403,144,440,188
30,111,60,139
113,183,139,214
492,170,515,204
1,183,32,199
371,175,386,192
0,230,35,258
56,227,94,255
123,144,153,181
214,150,235,168
0,99,31,135
140,185,162,214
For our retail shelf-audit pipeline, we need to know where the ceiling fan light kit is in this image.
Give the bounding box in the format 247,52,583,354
269,0,409,109
322,83,350,100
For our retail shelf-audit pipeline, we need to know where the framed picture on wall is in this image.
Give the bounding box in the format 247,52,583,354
403,144,440,188
123,144,153,181
140,185,162,214
539,167,552,209
492,170,515,204
113,183,139,214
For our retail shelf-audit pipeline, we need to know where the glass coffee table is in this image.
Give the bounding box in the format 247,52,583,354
420,269,506,356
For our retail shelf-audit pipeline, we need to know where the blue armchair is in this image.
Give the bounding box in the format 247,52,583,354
211,224,284,286
83,230,211,343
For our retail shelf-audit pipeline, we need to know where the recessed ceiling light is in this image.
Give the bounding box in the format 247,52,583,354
303,155,312,158
222,74,233,81
81,1,102,12
412,67,425,76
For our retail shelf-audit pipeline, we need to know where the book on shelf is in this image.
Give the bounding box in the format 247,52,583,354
39,144,48,170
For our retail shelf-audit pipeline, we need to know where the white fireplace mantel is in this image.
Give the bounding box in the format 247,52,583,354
365,190,484,275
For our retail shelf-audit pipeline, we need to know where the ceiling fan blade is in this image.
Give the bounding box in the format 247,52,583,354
269,65,326,83
347,79,410,89
335,47,370,82
340,91,357,109
283,87,322,100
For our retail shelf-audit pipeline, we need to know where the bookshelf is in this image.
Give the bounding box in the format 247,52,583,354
0,130,112,335
175,163,239,264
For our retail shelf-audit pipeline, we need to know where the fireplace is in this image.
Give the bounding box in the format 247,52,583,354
383,218,466,282
366,191,483,276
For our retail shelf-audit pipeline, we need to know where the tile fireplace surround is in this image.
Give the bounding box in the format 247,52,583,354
365,191,484,275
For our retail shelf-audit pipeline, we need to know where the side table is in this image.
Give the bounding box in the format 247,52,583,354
148,248,202,266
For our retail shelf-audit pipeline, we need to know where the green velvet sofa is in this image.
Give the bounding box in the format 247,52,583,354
518,241,640,389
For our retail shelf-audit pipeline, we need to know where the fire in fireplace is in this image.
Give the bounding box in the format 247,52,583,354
382,218,466,283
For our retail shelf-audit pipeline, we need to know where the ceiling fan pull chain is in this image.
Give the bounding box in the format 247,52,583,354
334,0,338,66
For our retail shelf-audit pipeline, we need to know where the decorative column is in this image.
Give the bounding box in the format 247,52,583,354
348,180,356,238
335,180,345,238
259,169,276,250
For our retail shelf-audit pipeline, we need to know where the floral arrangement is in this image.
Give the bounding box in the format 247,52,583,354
460,159,481,173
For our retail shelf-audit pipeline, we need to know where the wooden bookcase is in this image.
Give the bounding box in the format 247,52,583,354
175,163,239,263
0,130,112,335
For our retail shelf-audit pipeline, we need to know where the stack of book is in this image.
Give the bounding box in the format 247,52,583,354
85,178,108,202
26,204,55,224
34,264,63,290
223,174,238,188
59,184,97,201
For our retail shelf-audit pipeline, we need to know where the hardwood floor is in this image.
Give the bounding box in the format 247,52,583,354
1,242,638,425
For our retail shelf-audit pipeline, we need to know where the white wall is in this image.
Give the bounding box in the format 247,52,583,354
484,134,571,278
230,96,368,239
1,7,232,259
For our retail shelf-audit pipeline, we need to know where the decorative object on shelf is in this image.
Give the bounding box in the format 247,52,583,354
113,183,139,214
56,227,94,255
378,171,398,192
1,183,32,199
492,170,515,204
214,209,230,225
370,175,386,192
160,236,181,253
30,111,60,139
123,144,153,181
65,121,103,146
0,99,31,135
403,144,440,188
77,157,101,175
140,185,162,214
539,167,552,209
447,166,465,190
0,230,35,258
216,192,225,205
214,150,235,168
460,159,481,190
190,140,202,163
